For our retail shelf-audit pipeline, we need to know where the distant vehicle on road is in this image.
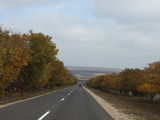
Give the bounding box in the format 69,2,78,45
79,84,82,87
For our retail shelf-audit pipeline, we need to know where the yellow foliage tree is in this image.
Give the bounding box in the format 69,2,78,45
0,31,30,96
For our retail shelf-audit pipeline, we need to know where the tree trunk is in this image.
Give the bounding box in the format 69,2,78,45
150,93,156,100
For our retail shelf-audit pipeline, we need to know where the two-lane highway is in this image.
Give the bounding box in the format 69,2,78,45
0,85,113,120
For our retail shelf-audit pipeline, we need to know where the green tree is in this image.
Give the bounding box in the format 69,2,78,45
21,32,58,89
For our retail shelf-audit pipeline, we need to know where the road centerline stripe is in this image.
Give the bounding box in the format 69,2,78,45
61,98,65,101
38,110,50,120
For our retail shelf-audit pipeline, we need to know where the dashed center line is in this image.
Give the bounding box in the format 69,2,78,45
38,89,75,120
38,110,50,120
61,98,65,101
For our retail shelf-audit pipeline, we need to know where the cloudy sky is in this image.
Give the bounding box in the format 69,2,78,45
1,0,160,69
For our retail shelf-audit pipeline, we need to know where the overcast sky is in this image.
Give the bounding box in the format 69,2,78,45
1,0,160,69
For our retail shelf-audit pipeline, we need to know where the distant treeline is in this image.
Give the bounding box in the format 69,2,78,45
87,62,160,100
0,28,76,97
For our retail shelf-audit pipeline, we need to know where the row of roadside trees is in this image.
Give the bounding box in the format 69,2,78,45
0,28,76,97
87,62,160,100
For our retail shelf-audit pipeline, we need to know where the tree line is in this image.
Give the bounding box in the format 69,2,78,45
87,62,160,100
0,28,76,97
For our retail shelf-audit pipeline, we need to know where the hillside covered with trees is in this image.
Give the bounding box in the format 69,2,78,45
87,62,160,100
0,28,76,97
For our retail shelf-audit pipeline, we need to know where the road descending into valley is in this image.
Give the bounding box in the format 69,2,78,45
0,85,113,120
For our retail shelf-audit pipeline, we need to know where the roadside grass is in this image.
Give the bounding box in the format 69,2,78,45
0,86,70,106
89,88,160,120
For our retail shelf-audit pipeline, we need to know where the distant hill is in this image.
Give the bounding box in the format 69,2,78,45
66,66,122,80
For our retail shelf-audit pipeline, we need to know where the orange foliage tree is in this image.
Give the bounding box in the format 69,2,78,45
139,62,160,99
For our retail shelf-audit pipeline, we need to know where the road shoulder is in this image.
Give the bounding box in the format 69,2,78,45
84,87,134,120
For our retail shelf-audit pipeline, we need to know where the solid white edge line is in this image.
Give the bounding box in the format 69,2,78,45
38,110,50,120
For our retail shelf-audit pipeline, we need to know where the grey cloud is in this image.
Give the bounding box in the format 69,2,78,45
92,0,160,21
8,12,159,68
1,0,160,68
0,0,77,15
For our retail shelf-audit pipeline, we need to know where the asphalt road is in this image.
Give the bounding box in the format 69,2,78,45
0,85,113,120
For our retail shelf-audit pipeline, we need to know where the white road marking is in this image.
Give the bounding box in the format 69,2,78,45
0,87,70,109
38,110,50,120
61,98,65,101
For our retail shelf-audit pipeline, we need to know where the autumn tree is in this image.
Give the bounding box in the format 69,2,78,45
0,29,30,96
139,62,160,99
49,59,76,87
87,69,144,96
100,74,117,91
118,69,144,95
21,32,58,89
0,28,76,97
